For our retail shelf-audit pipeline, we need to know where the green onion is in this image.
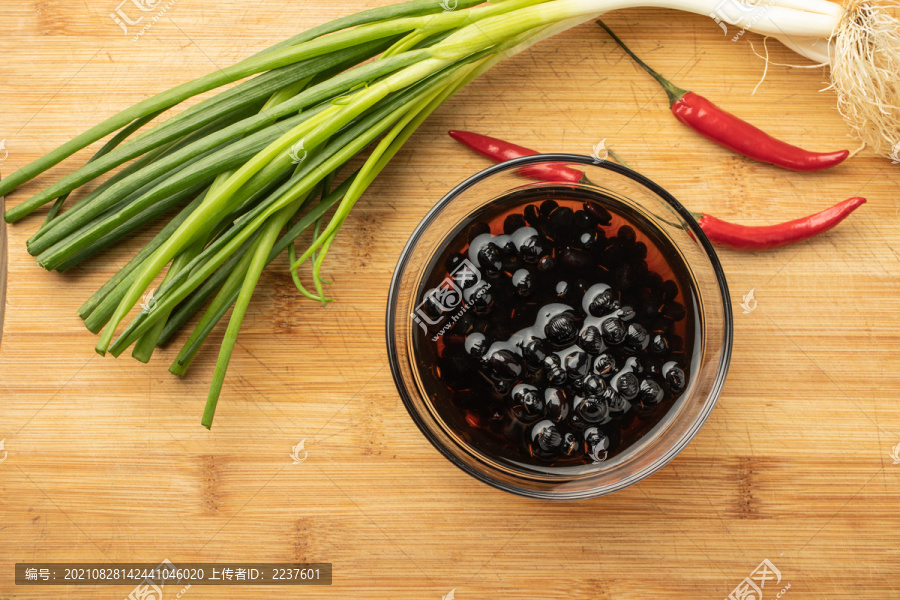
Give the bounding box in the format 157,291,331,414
11,0,783,427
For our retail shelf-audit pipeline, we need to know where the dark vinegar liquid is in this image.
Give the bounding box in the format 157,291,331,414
411,186,700,475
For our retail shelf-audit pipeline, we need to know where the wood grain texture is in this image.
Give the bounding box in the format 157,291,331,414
2,1,900,598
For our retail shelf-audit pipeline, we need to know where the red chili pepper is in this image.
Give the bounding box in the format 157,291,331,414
448,132,866,251
448,130,588,183
696,197,866,250
597,21,849,172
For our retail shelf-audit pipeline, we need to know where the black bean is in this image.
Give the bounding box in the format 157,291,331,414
574,395,609,424
601,317,626,345
524,204,541,227
584,201,612,225
579,325,605,354
503,213,527,235
661,301,687,321
531,420,563,455
560,247,593,271
488,349,523,381
539,199,559,218
546,206,576,242
593,353,617,378
617,225,637,244
662,279,679,302
574,209,596,230
544,388,570,423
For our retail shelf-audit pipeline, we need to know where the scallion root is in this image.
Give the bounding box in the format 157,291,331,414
830,0,900,157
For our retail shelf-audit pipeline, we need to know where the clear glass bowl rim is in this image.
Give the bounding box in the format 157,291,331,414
385,153,733,500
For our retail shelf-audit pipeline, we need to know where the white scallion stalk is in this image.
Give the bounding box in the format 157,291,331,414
573,0,841,37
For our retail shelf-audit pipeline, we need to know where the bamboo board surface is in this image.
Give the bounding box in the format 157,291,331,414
2,1,900,598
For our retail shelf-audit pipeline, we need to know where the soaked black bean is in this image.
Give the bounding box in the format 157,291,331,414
649,333,669,354
633,241,648,260
663,361,686,392
617,225,637,244
546,206,576,242
504,213,528,235
593,353,617,378
587,286,619,317
662,279,679,302
539,199,559,218
524,204,541,227
560,247,593,270
661,301,687,321
465,332,489,358
638,379,665,404
583,375,606,395
584,201,612,225
574,209,596,230
415,190,695,470
510,384,544,423
512,269,534,297
545,388,570,423
562,432,582,457
489,349,523,380
530,420,563,456
578,325,605,354
574,395,608,424
600,317,627,345
576,230,599,251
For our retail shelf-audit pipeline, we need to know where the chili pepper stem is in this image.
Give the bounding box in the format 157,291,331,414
596,20,688,107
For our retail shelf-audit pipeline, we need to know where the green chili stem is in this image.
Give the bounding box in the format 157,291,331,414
596,20,689,106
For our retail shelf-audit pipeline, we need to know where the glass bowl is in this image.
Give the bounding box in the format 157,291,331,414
386,154,732,500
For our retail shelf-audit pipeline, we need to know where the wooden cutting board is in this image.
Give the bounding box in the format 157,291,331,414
2,1,899,598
